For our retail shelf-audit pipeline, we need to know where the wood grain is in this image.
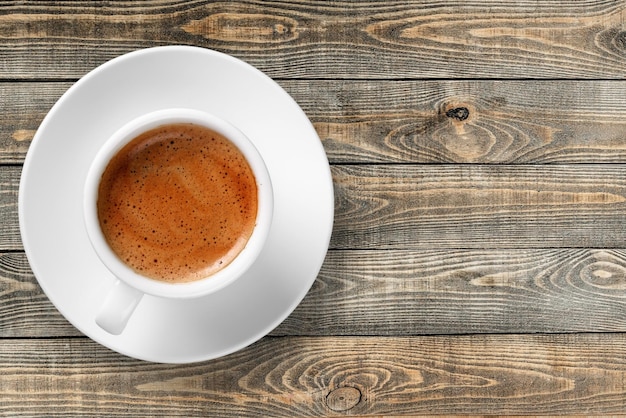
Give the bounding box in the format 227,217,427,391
6,248,626,338
305,80,626,164
0,252,79,337
5,2,626,415
2,1,626,79
6,80,626,165
331,164,626,249
276,248,626,336
2,334,626,416
0,82,64,164
0,166,20,251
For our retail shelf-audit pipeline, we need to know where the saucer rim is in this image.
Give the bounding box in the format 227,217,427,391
18,45,334,363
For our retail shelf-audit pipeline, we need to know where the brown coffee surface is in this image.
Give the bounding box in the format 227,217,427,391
97,123,258,283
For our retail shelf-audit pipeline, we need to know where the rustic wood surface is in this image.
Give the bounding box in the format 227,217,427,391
3,0,626,416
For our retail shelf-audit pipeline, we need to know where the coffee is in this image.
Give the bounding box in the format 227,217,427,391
97,123,258,283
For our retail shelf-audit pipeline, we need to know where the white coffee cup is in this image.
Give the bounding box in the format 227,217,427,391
84,108,273,335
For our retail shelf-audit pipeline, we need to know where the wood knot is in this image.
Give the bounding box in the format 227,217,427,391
326,386,361,412
12,129,35,142
446,107,470,121
614,30,626,50
181,13,299,43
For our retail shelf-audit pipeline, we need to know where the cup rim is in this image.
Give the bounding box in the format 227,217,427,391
83,108,273,298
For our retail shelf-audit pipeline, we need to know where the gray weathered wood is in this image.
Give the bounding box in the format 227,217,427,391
276,248,626,335
6,80,626,164
1,334,626,416
0,252,80,337
0,166,20,250
5,1,626,415
8,165,626,251
5,249,626,338
331,164,626,249
2,1,626,80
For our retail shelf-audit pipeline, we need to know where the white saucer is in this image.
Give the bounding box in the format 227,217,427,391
18,46,334,363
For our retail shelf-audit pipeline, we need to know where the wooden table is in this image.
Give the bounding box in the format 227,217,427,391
3,1,626,416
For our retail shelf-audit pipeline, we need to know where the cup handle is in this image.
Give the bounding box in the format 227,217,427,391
95,280,144,335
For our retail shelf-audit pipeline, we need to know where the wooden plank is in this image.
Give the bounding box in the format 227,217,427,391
0,252,80,337
6,248,626,338
8,165,626,251
1,334,626,416
2,1,626,79
304,80,626,164
5,80,626,165
276,248,626,336
0,82,64,164
0,166,19,251
331,164,626,249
